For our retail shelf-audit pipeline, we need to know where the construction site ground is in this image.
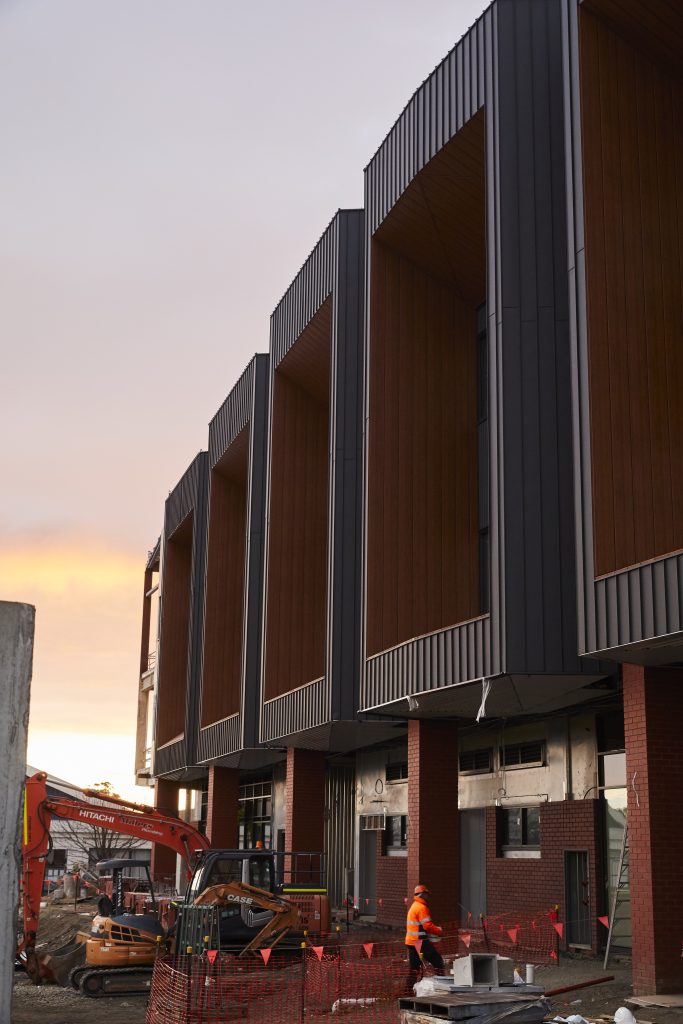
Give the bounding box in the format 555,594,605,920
12,902,682,1024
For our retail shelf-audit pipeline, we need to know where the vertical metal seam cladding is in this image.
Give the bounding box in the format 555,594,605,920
197,354,270,764
560,0,683,658
207,358,258,469
154,451,209,777
361,6,493,714
364,5,488,233
260,210,364,745
361,0,595,713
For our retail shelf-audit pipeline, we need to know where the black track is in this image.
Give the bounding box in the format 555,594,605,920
77,966,154,998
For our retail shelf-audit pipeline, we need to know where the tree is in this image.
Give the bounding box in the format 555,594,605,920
52,781,149,870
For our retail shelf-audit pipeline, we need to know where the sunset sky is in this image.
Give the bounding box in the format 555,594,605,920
1,0,487,802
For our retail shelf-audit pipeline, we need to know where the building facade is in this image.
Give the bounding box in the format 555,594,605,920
562,0,683,992
137,0,682,993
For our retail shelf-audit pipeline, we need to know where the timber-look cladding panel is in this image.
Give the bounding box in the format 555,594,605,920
156,513,192,746
580,7,683,577
201,426,249,727
366,240,479,657
264,303,331,700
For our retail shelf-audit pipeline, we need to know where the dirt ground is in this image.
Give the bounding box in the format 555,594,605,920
12,975,148,1024
14,954,683,1024
13,896,148,1023
12,903,683,1024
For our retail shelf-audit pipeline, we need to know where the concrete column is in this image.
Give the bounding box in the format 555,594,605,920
0,602,35,1024
285,747,325,852
407,719,459,924
151,777,181,879
624,664,683,993
205,766,239,848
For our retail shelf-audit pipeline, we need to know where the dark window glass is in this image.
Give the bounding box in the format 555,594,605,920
525,807,540,846
501,741,545,768
208,857,243,886
385,815,408,848
477,328,488,424
476,305,489,615
249,856,272,891
479,528,490,614
459,748,493,773
500,807,541,849
503,808,523,847
386,763,408,783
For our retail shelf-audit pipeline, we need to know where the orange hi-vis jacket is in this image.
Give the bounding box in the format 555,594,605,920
405,897,443,946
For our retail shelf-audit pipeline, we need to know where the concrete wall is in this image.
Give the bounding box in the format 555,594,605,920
458,715,598,808
0,602,34,1023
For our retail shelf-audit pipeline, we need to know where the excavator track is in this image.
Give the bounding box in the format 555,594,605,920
68,964,89,991
77,965,154,998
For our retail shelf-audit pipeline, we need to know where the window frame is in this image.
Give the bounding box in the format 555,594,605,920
459,748,494,775
384,814,408,856
385,762,408,784
498,805,541,859
500,740,546,770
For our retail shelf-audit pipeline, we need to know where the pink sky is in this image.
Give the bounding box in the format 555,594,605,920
1,0,487,802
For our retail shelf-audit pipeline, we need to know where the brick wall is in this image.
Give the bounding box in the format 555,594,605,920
624,664,683,994
407,720,459,922
205,765,239,847
485,799,603,953
285,747,325,852
375,832,407,927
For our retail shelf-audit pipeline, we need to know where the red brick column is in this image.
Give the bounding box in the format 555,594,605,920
205,766,239,848
407,720,459,924
151,778,181,879
624,664,683,994
285,747,325,853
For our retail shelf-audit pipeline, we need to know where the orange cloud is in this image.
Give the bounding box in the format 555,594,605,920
1,537,144,752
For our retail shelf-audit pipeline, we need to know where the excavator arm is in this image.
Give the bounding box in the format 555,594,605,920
192,881,301,956
20,772,211,962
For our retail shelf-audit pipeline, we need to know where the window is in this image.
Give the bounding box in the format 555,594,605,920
238,778,272,849
206,857,243,887
459,748,493,774
248,856,272,891
385,815,408,850
499,807,540,855
501,741,545,769
146,583,160,671
199,784,208,835
476,304,490,615
386,762,408,783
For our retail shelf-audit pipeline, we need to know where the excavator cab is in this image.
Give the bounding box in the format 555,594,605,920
183,849,329,950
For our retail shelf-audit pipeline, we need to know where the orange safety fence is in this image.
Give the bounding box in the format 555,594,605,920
146,953,304,1024
146,911,563,1024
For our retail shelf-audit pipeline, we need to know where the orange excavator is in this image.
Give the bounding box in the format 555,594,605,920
19,771,212,992
19,772,309,997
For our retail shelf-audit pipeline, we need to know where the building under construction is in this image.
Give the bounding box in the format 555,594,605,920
134,0,683,995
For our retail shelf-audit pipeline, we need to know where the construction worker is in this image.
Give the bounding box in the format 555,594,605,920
405,883,444,992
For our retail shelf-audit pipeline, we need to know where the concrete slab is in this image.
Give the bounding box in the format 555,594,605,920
627,993,683,1009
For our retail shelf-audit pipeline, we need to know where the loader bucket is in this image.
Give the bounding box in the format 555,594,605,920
35,937,88,983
